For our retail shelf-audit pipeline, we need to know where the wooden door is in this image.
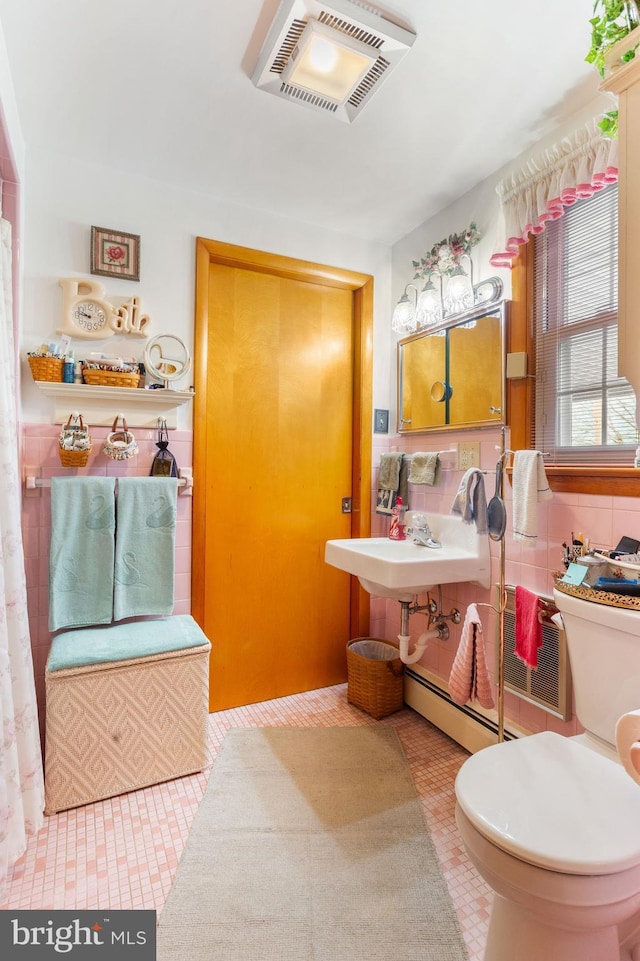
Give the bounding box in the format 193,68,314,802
193,240,373,711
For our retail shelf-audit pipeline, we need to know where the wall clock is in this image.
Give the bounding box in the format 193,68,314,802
57,278,117,340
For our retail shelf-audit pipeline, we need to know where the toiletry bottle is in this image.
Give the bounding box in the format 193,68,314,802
63,350,75,383
388,496,406,541
635,446,640,468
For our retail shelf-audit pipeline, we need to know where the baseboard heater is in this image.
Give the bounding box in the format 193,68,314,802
403,666,520,755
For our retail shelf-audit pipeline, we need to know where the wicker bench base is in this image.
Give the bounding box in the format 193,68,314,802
44,642,210,814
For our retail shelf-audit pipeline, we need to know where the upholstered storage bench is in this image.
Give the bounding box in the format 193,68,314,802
44,615,211,814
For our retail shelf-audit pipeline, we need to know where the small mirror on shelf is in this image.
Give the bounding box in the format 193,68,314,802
397,301,507,433
143,334,191,388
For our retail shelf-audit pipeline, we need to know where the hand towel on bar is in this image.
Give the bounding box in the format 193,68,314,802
49,476,116,632
448,603,495,709
512,450,552,547
376,452,410,515
113,477,178,621
450,468,488,534
408,452,440,486
515,585,543,669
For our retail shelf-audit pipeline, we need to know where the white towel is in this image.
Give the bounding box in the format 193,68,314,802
450,468,488,535
512,450,552,548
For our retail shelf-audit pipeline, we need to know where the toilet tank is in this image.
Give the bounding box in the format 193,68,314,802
553,588,640,747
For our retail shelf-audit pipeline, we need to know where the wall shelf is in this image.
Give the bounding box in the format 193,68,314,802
32,381,193,429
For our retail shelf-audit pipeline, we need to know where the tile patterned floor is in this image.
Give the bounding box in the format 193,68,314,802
1,685,492,959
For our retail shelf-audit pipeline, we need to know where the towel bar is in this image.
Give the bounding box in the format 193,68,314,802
24,470,193,494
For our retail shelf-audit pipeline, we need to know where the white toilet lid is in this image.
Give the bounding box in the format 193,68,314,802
455,731,640,875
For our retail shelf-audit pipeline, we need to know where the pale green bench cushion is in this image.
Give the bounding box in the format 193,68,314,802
47,614,210,672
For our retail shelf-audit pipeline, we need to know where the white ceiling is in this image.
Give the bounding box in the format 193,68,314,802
0,0,601,245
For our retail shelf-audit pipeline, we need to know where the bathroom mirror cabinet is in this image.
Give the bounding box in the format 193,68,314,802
397,300,507,433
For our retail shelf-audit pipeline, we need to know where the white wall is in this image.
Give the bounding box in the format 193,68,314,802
20,150,393,428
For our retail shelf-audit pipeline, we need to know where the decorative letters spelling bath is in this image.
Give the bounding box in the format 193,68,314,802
57,278,152,340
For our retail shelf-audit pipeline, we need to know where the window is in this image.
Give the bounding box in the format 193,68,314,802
533,183,636,464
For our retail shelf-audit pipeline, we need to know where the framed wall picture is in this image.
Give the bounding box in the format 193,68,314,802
90,226,140,282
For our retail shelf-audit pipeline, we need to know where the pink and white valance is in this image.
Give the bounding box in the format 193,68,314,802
490,120,618,269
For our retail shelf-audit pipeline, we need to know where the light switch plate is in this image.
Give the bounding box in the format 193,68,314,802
374,409,389,433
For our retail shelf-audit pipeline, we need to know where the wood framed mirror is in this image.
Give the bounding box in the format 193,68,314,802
397,300,507,433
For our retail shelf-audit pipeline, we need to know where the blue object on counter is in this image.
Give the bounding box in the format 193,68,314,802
597,577,639,586
63,360,75,383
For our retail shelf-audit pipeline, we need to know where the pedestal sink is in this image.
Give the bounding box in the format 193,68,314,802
325,513,490,601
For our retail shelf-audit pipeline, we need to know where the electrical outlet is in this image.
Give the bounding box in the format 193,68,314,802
457,441,480,470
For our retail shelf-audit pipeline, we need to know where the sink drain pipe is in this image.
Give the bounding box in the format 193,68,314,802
397,598,452,665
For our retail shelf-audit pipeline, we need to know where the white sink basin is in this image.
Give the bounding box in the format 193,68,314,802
325,513,490,600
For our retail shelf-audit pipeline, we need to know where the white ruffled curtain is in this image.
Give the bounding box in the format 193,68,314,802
0,211,44,894
490,119,619,268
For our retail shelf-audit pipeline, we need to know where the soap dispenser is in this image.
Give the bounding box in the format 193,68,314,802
388,496,406,541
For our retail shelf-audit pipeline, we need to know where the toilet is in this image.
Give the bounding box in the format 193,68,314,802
454,588,640,961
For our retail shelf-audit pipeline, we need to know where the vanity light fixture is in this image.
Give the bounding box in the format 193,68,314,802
251,0,416,123
391,283,418,333
392,222,489,333
415,275,443,328
443,255,475,316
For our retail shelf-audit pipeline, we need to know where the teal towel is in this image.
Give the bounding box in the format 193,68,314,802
114,477,178,621
49,477,116,632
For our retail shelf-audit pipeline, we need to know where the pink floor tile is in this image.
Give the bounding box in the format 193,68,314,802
2,685,490,959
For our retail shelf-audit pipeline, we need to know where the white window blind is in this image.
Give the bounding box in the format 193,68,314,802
533,183,636,464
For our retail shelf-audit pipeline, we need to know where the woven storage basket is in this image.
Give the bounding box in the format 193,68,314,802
346,638,404,719
58,413,92,467
28,355,64,382
83,368,140,388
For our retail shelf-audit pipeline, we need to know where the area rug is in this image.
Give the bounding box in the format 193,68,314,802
157,726,467,960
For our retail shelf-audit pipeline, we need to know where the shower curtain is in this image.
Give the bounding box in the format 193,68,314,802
0,212,44,895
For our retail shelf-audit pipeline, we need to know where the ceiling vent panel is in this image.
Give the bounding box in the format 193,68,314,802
270,19,308,74
280,83,340,113
317,11,385,49
252,0,416,123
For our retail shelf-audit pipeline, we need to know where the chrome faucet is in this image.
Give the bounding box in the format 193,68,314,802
406,513,442,549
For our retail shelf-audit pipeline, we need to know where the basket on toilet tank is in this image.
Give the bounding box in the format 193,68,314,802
346,638,404,720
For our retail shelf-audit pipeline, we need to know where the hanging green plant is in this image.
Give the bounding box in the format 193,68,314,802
586,0,640,137
586,0,640,76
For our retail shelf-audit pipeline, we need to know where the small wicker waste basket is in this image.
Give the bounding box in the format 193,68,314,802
346,638,404,720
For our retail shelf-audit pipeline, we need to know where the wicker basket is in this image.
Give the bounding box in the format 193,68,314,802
28,355,64,382
83,368,140,388
346,638,404,719
58,413,92,468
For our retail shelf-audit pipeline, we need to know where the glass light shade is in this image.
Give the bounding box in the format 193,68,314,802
392,285,418,333
283,21,376,102
444,265,474,315
392,296,415,333
415,279,443,328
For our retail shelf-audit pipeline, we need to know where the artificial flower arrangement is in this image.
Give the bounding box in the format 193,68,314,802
411,222,481,280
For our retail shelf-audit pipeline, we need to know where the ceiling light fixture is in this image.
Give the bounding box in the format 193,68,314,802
252,0,416,122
